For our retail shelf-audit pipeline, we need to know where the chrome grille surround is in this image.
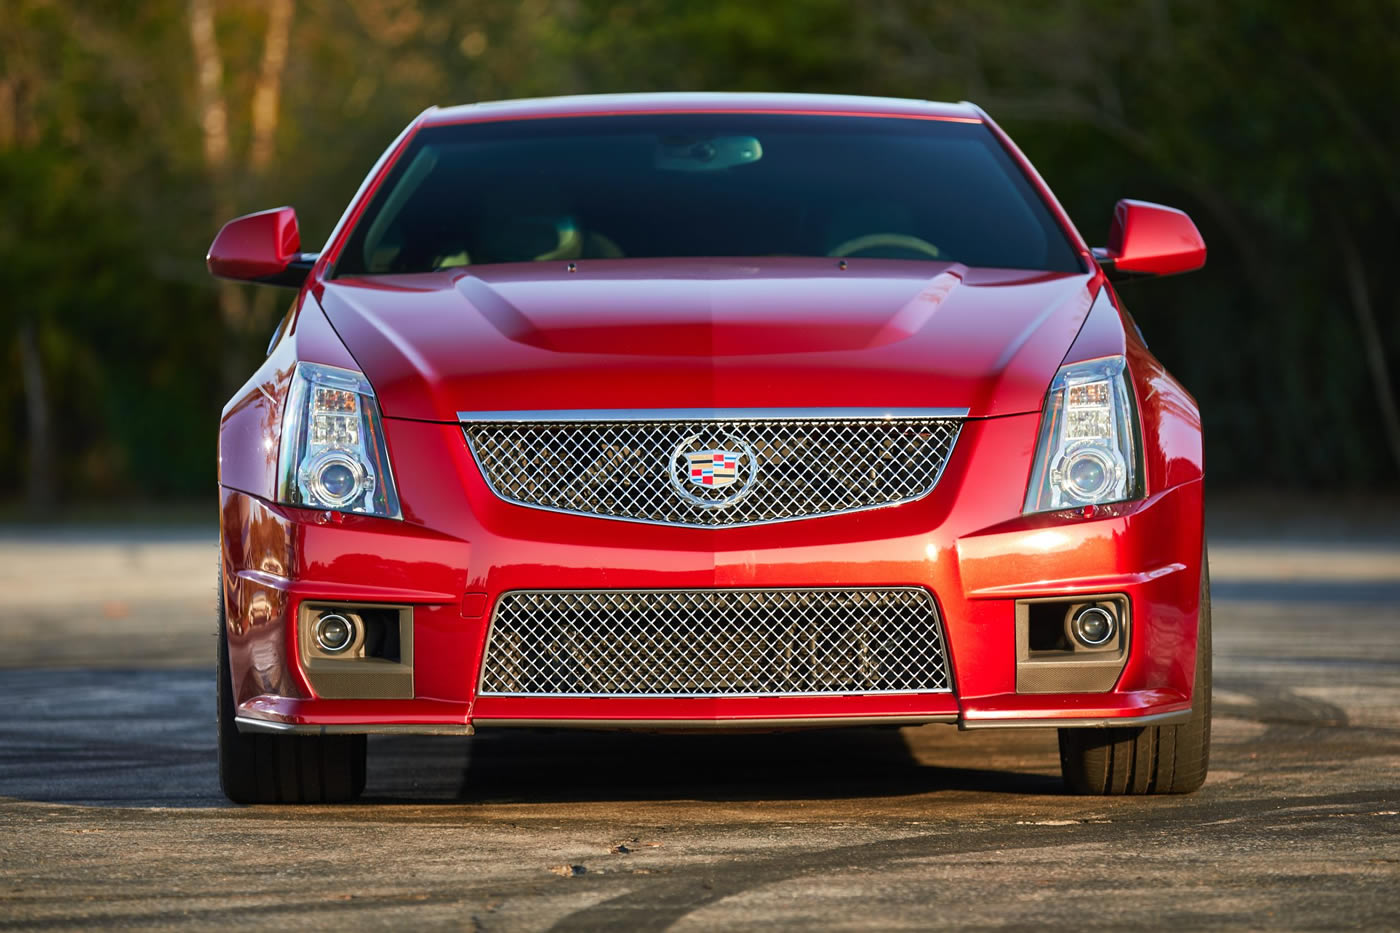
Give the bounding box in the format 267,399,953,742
478,588,952,698
460,408,964,528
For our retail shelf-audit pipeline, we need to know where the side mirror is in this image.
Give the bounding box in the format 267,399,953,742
1092,199,1206,279
206,206,318,288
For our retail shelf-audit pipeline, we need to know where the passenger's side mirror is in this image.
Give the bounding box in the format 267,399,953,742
206,206,318,288
1092,199,1206,279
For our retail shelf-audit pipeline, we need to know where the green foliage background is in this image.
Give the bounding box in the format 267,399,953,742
2,0,1397,505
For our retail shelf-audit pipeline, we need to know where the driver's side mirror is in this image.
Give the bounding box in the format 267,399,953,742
206,206,318,288
1092,199,1206,279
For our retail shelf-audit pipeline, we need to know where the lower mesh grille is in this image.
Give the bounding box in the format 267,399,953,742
478,588,951,697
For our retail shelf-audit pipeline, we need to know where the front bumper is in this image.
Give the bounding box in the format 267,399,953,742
221,412,1204,734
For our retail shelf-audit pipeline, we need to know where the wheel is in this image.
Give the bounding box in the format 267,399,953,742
1058,548,1212,795
217,570,367,803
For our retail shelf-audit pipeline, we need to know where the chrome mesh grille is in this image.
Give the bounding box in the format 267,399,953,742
478,588,951,697
462,414,961,527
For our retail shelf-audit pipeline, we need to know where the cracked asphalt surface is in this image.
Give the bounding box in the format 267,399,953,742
1,509,1397,930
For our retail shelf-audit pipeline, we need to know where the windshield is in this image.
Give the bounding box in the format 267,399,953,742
334,114,1083,276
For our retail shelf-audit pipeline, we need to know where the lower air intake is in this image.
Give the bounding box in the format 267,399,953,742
478,588,951,698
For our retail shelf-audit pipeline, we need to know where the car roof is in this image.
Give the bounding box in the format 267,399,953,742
420,92,984,127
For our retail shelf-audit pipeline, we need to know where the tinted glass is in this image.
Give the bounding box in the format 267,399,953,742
335,114,1082,276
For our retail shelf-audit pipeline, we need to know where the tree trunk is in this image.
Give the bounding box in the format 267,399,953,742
250,0,293,174
190,0,298,389
1337,229,1400,480
188,0,230,177
189,0,249,390
17,321,55,511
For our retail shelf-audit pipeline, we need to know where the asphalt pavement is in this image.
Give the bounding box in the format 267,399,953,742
1,505,1397,930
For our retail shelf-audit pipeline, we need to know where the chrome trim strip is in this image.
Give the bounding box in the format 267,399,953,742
234,715,473,736
458,407,971,423
957,709,1191,731
472,714,959,730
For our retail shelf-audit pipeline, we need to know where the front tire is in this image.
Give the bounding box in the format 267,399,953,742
216,571,367,803
1057,550,1212,795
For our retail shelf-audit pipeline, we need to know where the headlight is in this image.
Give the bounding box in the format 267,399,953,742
1024,355,1142,514
277,361,401,518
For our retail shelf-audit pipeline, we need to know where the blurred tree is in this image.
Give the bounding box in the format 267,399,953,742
559,0,1400,485
0,0,1395,507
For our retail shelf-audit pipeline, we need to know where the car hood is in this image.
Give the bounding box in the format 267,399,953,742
316,258,1098,422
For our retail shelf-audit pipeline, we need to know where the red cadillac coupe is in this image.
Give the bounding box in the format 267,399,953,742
209,93,1210,803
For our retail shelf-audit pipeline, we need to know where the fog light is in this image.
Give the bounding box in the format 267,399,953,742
314,613,356,653
1070,606,1116,647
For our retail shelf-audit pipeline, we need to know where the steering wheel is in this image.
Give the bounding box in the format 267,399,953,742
827,233,943,261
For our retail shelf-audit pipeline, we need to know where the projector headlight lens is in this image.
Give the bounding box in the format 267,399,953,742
1060,447,1115,501
307,452,367,508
